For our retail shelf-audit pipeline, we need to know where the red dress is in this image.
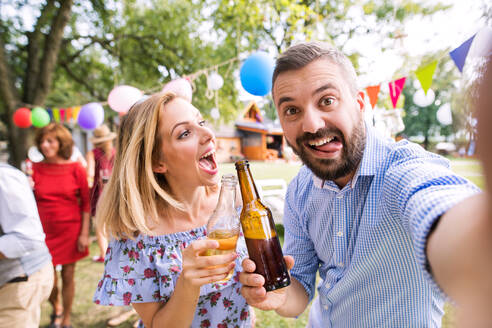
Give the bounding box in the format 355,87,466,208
32,161,90,265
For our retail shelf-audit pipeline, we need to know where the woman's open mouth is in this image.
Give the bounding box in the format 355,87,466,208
198,149,218,175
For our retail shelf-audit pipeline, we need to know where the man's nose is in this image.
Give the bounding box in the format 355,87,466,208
302,107,325,134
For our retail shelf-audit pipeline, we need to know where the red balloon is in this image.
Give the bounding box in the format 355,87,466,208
13,107,32,128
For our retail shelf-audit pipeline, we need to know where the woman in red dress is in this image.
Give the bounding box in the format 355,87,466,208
32,123,90,328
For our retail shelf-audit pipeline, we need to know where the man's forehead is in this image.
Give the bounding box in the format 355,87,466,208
273,60,344,99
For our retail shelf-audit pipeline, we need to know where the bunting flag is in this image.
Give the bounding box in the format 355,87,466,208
366,84,381,109
415,60,437,95
52,107,60,122
46,108,53,121
449,34,475,73
72,106,81,121
388,77,406,109
66,107,72,121
60,108,66,122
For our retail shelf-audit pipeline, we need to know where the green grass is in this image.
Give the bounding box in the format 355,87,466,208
40,157,483,327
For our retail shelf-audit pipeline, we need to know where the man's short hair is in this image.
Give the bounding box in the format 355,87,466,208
272,41,359,96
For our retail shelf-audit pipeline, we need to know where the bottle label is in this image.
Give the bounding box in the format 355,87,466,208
241,213,277,239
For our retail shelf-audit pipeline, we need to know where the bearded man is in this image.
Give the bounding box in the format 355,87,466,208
239,42,491,327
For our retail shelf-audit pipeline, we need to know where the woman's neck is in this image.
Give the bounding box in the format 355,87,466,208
43,156,69,164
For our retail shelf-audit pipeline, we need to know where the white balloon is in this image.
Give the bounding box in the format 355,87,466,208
207,72,224,90
436,103,453,125
107,85,143,113
28,146,44,163
468,26,492,58
162,78,193,102
210,107,220,120
413,89,435,107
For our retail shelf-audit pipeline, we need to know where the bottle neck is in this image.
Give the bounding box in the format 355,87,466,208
215,183,237,214
236,165,260,205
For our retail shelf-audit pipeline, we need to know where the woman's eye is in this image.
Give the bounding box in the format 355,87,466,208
321,97,334,106
178,130,190,139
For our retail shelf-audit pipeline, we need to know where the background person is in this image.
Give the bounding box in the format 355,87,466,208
32,123,90,328
93,92,252,327
86,124,116,263
0,163,54,328
239,42,489,327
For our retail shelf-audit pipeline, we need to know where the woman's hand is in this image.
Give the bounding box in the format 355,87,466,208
77,233,89,252
180,239,237,289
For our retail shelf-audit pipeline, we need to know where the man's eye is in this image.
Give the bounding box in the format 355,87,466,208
321,97,335,106
178,130,190,139
285,107,299,116
199,120,206,126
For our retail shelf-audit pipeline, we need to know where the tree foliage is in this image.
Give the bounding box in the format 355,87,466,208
1,0,451,167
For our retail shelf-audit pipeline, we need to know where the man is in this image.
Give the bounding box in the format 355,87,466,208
0,163,54,328
239,42,492,326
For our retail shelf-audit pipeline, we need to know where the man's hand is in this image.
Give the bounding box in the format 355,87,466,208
239,255,295,311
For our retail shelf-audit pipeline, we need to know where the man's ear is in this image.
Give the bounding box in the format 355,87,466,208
153,161,167,174
357,91,366,113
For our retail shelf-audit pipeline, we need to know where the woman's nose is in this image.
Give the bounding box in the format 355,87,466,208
200,126,215,144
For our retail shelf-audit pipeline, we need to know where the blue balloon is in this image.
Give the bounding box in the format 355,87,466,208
78,102,104,130
240,52,275,96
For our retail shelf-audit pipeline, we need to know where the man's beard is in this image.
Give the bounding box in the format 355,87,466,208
286,119,366,181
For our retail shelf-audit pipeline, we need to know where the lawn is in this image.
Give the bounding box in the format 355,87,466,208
40,157,482,327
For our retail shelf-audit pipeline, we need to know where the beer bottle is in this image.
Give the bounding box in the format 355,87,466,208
204,174,240,282
235,160,290,291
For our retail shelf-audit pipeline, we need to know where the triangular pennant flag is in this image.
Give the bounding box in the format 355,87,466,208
60,108,65,122
415,60,437,95
449,34,475,73
46,108,53,121
52,107,60,122
72,106,81,121
366,85,381,109
388,77,406,109
66,107,72,121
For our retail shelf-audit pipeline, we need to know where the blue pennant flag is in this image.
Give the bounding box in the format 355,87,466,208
449,34,476,73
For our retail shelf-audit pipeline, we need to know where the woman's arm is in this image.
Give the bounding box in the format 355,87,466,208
132,239,237,328
85,150,95,188
77,211,90,252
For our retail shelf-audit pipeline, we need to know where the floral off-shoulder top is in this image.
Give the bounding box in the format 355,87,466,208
93,225,252,328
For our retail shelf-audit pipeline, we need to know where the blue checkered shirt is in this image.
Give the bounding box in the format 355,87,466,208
283,126,480,327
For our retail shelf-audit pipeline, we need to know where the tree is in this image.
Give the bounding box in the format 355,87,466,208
0,0,75,167
1,0,450,168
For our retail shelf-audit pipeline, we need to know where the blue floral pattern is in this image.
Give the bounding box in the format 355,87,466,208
93,225,251,327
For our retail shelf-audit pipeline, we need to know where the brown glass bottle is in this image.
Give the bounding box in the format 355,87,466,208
235,160,290,291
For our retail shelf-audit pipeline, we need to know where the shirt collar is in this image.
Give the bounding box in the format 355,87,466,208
311,122,388,189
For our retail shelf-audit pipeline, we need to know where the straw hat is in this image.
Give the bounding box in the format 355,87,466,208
90,124,117,144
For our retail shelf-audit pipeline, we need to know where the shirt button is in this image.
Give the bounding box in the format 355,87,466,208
338,262,344,267
336,231,343,237
336,194,343,199
325,282,331,288
324,305,329,310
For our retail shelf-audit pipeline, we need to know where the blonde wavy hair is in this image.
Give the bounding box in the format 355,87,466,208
96,92,185,239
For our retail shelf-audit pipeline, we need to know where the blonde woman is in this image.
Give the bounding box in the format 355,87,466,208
93,93,252,328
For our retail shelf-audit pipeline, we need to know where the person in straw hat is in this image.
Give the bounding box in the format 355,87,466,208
85,124,117,263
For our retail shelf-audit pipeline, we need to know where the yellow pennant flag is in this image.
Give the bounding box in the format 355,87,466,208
415,60,437,95
72,106,81,121
52,107,60,122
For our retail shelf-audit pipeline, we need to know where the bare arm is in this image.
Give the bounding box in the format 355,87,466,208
427,60,492,326
85,150,95,188
132,239,237,328
240,255,309,317
77,211,90,252
427,193,491,325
